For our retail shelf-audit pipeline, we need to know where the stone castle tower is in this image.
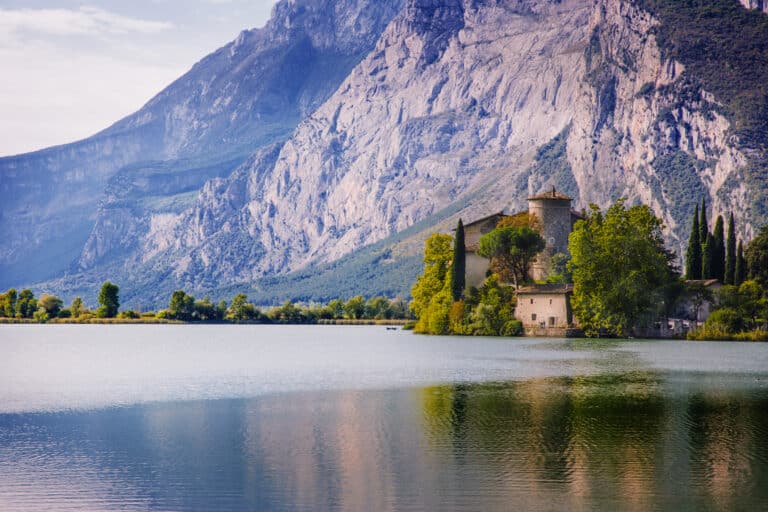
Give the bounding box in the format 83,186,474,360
528,187,575,280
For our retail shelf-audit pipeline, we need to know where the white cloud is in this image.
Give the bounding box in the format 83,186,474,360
0,6,173,38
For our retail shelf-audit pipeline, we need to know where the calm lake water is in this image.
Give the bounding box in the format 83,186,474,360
1,325,768,511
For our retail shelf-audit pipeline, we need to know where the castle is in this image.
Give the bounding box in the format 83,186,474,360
462,187,582,335
463,187,581,288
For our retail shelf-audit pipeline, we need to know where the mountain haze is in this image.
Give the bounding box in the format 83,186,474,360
2,0,767,307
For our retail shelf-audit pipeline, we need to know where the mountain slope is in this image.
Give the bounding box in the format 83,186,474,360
0,0,404,288
8,0,768,307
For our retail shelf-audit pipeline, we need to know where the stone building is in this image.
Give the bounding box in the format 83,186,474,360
514,284,576,336
528,188,581,280
462,212,510,288
462,187,581,286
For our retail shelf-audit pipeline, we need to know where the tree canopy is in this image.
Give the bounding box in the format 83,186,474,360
97,282,120,318
476,226,544,288
746,223,768,289
568,199,677,336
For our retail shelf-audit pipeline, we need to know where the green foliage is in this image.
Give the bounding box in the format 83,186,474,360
712,215,725,281
466,276,516,336
70,296,85,318
746,223,768,289
568,200,677,337
477,226,545,287
16,289,37,319
226,294,260,321
33,308,49,323
451,219,466,301
0,288,17,317
699,198,709,255
344,296,366,320
98,282,120,318
37,294,63,318
168,290,195,321
410,233,454,333
685,204,701,279
702,233,716,280
725,213,737,285
117,310,140,319
736,240,747,285
268,301,305,323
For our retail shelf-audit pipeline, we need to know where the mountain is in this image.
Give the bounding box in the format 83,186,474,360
3,0,768,307
0,0,404,287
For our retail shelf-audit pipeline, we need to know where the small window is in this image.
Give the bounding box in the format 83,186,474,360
548,316,556,327
531,314,537,321
549,299,552,305
530,299,534,304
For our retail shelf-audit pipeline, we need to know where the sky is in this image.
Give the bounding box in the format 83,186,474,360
0,0,278,156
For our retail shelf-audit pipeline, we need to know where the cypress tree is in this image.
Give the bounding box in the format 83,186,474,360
735,240,746,285
451,218,466,301
724,213,736,285
699,197,709,252
713,215,725,281
702,233,716,279
685,204,702,279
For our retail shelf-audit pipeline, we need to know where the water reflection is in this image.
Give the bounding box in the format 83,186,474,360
1,372,768,511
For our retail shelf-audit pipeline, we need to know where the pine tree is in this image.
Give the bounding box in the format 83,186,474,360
724,213,736,285
450,219,466,301
685,204,702,279
699,197,709,252
735,240,746,285
702,233,716,279
713,215,725,281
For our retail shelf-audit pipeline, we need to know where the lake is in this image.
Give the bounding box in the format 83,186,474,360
1,325,767,511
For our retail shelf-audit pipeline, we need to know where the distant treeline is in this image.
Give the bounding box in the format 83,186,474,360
0,282,413,324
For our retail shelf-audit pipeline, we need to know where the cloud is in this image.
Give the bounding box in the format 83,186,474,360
0,6,174,38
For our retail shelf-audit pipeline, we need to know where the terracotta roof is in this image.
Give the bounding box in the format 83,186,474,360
516,284,574,294
528,186,572,201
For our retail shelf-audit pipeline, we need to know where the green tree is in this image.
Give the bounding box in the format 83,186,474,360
410,233,453,333
702,232,716,279
327,299,345,319
227,294,258,321
725,213,736,285
451,219,466,301
97,282,120,318
168,290,195,321
344,295,366,319
568,200,676,337
16,289,37,318
0,288,17,317
70,296,84,318
746,224,768,290
193,297,217,321
365,296,392,319
699,197,709,252
712,215,725,281
476,226,545,288
736,240,747,285
685,204,702,279
270,301,304,323
38,294,63,318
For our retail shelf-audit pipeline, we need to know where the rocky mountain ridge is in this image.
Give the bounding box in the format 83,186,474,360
3,0,766,306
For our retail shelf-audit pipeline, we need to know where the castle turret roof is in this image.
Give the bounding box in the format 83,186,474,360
528,186,572,201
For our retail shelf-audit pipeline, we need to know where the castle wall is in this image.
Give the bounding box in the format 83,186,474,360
528,198,572,280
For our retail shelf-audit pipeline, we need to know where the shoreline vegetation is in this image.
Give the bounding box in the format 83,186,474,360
408,199,768,341
0,282,414,327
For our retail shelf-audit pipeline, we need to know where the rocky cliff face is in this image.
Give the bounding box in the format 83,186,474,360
5,0,766,305
0,0,403,288
568,0,753,250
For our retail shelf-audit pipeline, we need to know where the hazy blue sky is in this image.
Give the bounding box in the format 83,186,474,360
0,0,278,156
